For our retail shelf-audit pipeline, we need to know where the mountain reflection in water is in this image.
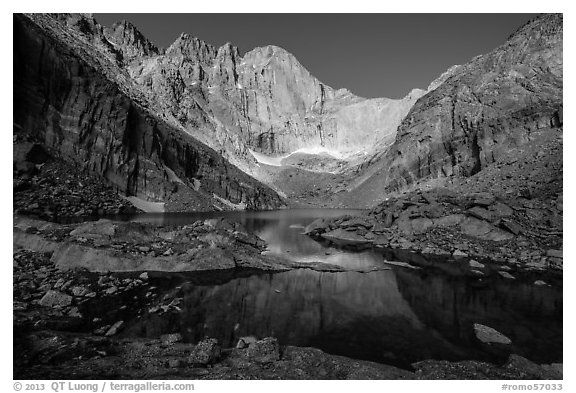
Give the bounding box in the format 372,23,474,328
114,209,562,368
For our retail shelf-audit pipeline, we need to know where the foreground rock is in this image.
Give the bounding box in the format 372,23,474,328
306,187,562,275
189,338,221,365
14,332,561,380
13,215,562,380
13,216,297,273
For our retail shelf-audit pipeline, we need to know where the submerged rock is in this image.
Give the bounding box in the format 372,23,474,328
105,321,125,337
468,260,485,269
473,323,512,345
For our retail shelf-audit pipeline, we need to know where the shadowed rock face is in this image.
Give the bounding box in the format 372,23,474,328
353,14,562,195
13,14,284,211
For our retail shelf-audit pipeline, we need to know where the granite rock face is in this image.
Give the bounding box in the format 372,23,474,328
103,20,161,61
125,35,425,169
13,13,284,211
24,14,423,177
351,14,563,197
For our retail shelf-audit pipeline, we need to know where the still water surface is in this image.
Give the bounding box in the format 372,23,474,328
108,209,562,368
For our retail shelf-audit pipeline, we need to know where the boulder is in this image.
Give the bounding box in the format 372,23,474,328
460,217,514,242
71,286,90,297
467,206,495,222
38,290,72,308
499,219,524,235
189,338,221,365
432,214,465,227
236,336,258,349
410,217,434,234
69,219,117,240
372,234,391,247
470,193,496,207
246,337,280,363
234,231,267,249
321,228,371,245
340,217,373,229
489,202,514,217
505,354,563,380
473,323,512,345
383,212,394,228
160,333,183,345
303,218,327,235
546,249,562,259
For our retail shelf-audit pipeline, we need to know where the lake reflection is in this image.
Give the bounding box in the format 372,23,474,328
115,209,562,368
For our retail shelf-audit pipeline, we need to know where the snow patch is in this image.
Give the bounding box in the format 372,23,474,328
163,165,184,184
123,196,165,213
212,194,247,210
291,146,348,159
249,146,358,168
248,149,289,167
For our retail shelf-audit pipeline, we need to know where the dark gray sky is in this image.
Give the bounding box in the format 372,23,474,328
94,13,538,99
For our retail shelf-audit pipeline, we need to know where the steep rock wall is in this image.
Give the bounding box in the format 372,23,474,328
353,14,563,195
14,14,284,211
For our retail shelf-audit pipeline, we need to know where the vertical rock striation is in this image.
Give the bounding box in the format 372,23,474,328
14,13,284,211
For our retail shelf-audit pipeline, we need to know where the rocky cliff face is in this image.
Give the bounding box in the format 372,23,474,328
352,14,562,196
14,13,563,211
117,27,424,167
14,13,284,211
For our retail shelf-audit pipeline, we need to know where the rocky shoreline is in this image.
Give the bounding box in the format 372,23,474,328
14,332,562,380
13,211,562,380
305,187,562,279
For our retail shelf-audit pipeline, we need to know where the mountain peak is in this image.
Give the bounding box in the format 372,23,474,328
104,19,160,59
166,33,216,63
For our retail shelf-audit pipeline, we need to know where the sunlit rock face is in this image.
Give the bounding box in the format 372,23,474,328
351,14,563,195
114,26,424,168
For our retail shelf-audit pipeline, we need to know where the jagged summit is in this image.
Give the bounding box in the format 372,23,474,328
166,33,217,63
104,19,160,59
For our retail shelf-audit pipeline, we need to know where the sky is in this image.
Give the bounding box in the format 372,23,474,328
94,13,538,99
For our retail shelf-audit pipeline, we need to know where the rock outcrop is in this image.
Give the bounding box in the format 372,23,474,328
14,13,284,211
351,14,562,198
306,184,563,274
